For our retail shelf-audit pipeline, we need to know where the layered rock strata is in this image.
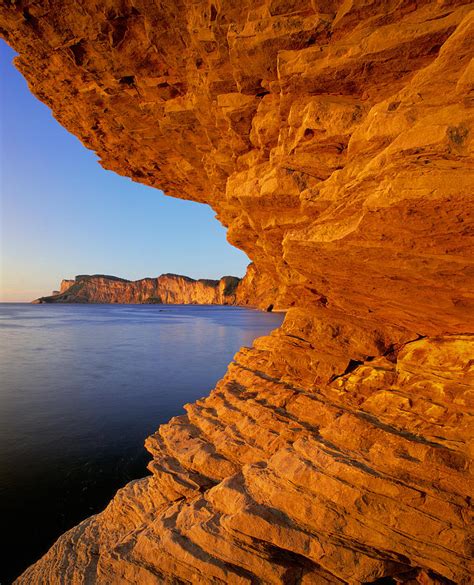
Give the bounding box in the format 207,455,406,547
1,1,473,583
33,273,241,305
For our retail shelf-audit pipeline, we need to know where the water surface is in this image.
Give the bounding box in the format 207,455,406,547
0,304,283,582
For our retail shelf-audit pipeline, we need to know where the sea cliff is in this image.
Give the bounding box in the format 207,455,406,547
33,273,242,305
1,1,473,583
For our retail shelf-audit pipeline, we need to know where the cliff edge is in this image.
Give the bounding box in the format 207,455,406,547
1,1,473,583
33,273,242,305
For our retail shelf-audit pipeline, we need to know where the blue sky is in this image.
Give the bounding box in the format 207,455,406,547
0,40,249,301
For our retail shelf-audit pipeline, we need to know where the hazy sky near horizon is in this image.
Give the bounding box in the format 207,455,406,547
0,40,249,302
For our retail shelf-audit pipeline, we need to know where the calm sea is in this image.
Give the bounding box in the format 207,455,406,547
0,303,283,583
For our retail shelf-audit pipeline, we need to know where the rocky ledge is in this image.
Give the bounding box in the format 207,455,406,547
33,273,242,305
1,1,473,583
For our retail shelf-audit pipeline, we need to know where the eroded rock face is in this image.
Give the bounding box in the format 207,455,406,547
33,273,241,304
1,1,473,583
59,279,75,293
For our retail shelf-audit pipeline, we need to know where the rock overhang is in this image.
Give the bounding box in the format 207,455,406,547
2,1,473,583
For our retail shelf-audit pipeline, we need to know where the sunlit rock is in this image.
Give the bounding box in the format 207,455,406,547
33,273,241,304
1,1,473,583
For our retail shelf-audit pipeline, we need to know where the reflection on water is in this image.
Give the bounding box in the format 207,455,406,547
0,304,283,582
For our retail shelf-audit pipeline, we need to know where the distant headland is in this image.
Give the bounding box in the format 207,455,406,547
33,273,241,305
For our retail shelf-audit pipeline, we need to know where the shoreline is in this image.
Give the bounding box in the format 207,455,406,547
2,304,284,583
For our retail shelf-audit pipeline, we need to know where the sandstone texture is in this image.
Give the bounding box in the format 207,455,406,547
33,273,241,304
59,279,75,293
1,1,473,583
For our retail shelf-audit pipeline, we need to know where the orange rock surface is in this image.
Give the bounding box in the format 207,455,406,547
33,273,241,304
59,279,75,293
1,1,473,583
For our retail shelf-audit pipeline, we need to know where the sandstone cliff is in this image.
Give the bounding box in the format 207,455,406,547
1,1,473,583
33,273,242,305
59,279,75,293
